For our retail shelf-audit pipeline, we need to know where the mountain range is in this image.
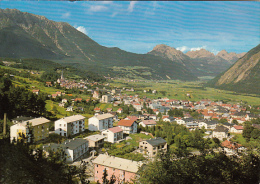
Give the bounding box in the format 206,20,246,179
148,45,246,77
207,44,260,94
0,9,248,81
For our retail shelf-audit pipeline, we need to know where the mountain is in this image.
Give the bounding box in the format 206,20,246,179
0,8,197,81
148,45,246,77
216,50,246,63
186,49,215,58
148,44,190,65
207,44,260,94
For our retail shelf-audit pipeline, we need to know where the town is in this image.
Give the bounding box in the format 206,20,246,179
2,71,259,183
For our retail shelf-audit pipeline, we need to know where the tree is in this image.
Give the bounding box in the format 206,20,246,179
243,124,254,141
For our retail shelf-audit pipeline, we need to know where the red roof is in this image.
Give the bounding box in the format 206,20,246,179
94,107,101,110
108,127,123,133
126,116,138,121
142,120,156,125
233,125,243,130
118,119,136,127
221,140,242,149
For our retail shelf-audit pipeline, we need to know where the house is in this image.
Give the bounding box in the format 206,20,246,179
94,107,101,113
93,154,143,183
85,134,106,148
176,118,186,125
221,140,243,155
101,127,124,143
162,116,175,123
93,91,100,99
186,122,198,130
117,108,123,114
212,125,229,141
46,82,52,87
139,137,167,158
54,115,85,137
132,102,142,111
230,125,243,134
66,106,73,112
198,120,218,130
10,117,50,143
139,120,157,127
88,113,114,131
32,89,39,95
117,119,137,134
101,94,112,103
43,138,88,163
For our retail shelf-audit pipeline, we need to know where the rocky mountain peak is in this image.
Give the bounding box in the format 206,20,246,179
186,49,215,58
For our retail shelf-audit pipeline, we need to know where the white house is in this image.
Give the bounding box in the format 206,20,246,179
88,113,114,131
55,115,85,137
176,118,186,125
43,138,88,163
101,127,124,143
117,119,137,134
132,102,142,111
212,125,229,141
139,120,157,127
230,125,243,134
101,94,112,103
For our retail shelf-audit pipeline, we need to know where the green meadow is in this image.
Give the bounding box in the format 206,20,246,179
110,79,260,106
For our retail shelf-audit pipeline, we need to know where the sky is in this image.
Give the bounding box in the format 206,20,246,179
0,1,259,54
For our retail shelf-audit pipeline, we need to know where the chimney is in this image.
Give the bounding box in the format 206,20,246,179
3,113,7,137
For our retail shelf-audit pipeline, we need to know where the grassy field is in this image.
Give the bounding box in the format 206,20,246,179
110,79,260,106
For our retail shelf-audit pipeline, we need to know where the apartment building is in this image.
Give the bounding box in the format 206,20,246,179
88,113,114,131
55,115,85,137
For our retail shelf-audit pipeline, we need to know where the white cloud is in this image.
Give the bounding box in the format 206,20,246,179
128,1,137,12
61,12,70,19
76,26,88,35
211,49,220,55
190,46,207,51
89,5,108,12
111,12,118,18
176,46,189,52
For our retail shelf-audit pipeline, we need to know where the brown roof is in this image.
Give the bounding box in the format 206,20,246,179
127,116,138,121
108,127,123,133
214,125,229,133
221,140,242,149
118,119,136,127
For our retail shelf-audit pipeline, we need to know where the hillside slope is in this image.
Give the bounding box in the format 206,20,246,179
207,44,260,94
0,9,197,81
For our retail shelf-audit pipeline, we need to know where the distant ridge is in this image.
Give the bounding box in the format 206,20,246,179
148,44,246,77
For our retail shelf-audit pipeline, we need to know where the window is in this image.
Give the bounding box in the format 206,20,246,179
60,124,61,127
96,165,98,167
64,124,66,127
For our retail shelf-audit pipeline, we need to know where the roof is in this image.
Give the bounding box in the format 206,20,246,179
142,120,157,125
126,116,139,121
93,154,143,173
63,138,88,150
233,125,243,130
213,125,229,133
59,115,85,123
108,127,123,133
85,134,106,142
221,140,242,149
28,117,50,126
118,119,136,127
93,113,114,120
145,137,167,146
43,138,88,151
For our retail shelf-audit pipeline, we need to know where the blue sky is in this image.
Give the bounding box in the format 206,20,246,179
1,1,259,54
